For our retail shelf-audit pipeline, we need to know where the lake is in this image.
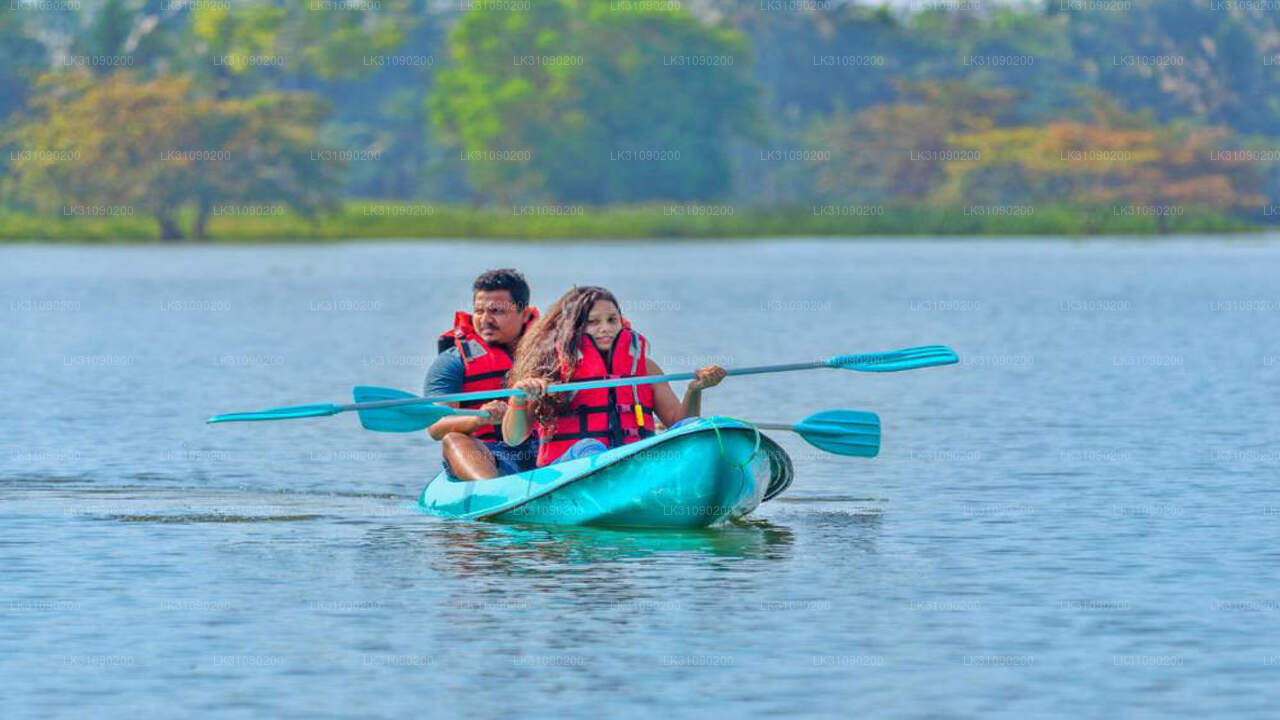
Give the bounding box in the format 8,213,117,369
4,237,1279,718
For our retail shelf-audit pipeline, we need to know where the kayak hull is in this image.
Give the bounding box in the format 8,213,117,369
417,417,793,528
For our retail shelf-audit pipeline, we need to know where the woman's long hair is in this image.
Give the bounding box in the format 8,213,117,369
510,285,621,428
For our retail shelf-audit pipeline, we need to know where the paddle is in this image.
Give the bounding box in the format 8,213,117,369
205,345,956,425
756,410,881,458
349,386,488,432
357,387,878,461
359,388,880,459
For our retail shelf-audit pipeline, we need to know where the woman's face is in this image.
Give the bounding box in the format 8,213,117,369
584,299,623,351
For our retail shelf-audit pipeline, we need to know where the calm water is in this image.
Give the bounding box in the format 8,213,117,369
4,238,1279,718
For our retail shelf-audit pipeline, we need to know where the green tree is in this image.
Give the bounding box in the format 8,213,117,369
188,0,410,96
190,91,341,240
69,0,195,79
0,9,47,121
1057,0,1280,135
431,0,760,204
0,8,48,204
79,0,132,64
903,4,1078,124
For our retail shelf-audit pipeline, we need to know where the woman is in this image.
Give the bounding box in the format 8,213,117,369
502,286,726,466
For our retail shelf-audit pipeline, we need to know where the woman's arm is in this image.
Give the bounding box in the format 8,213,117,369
647,358,726,427
501,400,531,446
501,378,549,446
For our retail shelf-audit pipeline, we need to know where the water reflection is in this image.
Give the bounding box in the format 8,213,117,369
416,517,796,571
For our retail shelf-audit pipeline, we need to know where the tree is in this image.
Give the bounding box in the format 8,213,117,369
0,8,48,204
8,71,340,240
187,0,410,96
0,9,47,122
1058,0,1280,135
190,90,341,240
431,0,760,204
938,112,1266,228
808,81,1015,203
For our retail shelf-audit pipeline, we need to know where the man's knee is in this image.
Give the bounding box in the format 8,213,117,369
441,432,473,454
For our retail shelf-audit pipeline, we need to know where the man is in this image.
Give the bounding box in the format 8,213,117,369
426,269,539,480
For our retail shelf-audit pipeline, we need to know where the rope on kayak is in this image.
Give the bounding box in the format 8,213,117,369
708,416,760,470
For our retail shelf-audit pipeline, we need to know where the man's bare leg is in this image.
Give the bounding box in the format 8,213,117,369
441,432,500,481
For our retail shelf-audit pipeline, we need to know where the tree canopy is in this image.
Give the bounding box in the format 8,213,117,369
9,72,339,239
431,0,759,204
3,0,1280,237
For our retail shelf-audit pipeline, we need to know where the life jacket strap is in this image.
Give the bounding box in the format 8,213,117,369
546,429,614,442
462,368,508,383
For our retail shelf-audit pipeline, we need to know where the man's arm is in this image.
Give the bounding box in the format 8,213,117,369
424,350,486,440
429,411,490,441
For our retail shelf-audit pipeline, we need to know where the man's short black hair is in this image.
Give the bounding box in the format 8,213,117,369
473,268,530,309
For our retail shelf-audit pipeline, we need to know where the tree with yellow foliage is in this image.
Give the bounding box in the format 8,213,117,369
8,72,338,240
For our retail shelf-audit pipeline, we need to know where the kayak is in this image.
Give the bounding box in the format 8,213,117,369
417,416,794,528
418,416,793,527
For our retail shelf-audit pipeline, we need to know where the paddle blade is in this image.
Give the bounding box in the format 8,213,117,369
350,386,452,432
794,410,881,457
828,345,958,373
206,403,342,424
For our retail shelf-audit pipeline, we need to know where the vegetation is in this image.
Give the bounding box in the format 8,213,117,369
0,201,1255,242
809,85,1268,230
7,72,339,239
431,0,759,204
1,0,1278,240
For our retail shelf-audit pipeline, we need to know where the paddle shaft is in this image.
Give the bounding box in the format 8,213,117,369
755,422,807,432
433,408,490,417
330,360,831,413
754,421,865,436
206,346,954,424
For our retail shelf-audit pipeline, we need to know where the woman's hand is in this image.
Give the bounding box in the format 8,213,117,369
503,381,545,447
688,365,726,391
513,378,551,403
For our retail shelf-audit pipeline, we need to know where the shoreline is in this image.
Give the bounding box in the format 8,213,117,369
0,202,1266,242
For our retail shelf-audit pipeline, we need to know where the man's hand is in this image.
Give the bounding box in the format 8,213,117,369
477,400,508,427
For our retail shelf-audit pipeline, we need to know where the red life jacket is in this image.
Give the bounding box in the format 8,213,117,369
535,327,656,466
436,309,538,442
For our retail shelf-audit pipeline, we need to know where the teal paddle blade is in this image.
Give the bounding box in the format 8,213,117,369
206,403,342,424
352,386,455,433
793,410,881,457
828,345,957,373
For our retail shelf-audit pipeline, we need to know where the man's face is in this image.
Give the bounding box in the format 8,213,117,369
473,289,528,347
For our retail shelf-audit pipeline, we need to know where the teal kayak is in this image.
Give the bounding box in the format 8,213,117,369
417,416,794,528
